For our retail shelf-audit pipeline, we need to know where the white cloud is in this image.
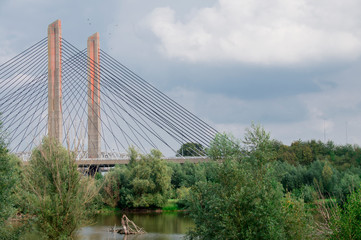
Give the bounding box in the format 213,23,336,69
148,0,361,65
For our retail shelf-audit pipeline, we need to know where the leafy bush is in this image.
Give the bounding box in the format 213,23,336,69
21,137,98,239
330,188,361,239
186,128,313,240
100,148,172,208
0,122,23,239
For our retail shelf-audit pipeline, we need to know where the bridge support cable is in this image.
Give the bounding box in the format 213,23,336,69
101,50,218,137
60,44,147,153
61,41,209,156
0,39,49,152
61,42,155,154
62,40,182,154
61,48,116,153
97,56,214,155
100,52,216,143
0,34,218,157
98,52,217,154
0,40,48,111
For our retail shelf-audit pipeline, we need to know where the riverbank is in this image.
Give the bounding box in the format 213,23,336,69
97,199,187,215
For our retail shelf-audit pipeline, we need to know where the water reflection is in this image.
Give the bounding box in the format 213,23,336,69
77,212,193,240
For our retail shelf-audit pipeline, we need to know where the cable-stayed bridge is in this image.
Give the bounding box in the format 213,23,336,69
0,20,217,167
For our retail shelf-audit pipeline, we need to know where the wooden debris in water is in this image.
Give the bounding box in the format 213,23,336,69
109,214,146,235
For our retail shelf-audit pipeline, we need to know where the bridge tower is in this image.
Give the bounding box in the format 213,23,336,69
87,33,101,158
47,20,63,142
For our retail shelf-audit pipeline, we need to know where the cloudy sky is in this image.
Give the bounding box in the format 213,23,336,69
1,0,361,146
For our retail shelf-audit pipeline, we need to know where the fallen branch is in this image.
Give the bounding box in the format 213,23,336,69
109,214,146,235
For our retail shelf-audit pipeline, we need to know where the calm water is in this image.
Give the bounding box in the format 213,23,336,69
76,212,194,240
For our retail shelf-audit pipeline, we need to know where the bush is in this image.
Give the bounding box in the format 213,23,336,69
186,128,313,240
0,122,23,239
100,148,173,209
330,188,361,239
127,149,172,208
282,193,313,240
21,137,98,239
99,165,131,208
186,160,287,240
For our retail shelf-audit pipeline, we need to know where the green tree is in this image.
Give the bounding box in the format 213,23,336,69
99,165,131,208
100,149,173,209
330,188,361,239
21,137,98,239
186,160,288,240
177,142,205,156
128,149,172,208
242,122,276,165
186,125,313,240
208,133,240,160
0,123,22,238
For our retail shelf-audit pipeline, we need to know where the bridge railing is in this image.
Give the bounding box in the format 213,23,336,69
15,151,129,162
15,151,209,163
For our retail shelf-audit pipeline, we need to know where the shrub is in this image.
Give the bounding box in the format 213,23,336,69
330,188,361,239
100,148,173,209
21,137,98,239
186,127,313,239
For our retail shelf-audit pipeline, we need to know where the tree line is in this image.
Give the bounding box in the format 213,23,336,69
1,122,361,239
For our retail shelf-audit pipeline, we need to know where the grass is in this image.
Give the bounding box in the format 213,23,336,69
162,199,180,211
97,206,122,215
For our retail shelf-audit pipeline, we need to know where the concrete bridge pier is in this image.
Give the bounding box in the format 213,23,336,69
87,33,101,158
48,20,63,142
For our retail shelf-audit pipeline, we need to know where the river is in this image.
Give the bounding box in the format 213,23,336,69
76,212,194,240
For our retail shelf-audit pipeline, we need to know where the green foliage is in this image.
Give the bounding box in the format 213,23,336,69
0,141,23,239
330,188,361,239
282,193,313,240
186,160,288,240
168,161,207,189
333,172,361,205
0,153,19,224
186,125,313,240
128,149,172,207
99,165,131,208
175,186,191,209
275,139,361,169
100,149,172,209
208,133,241,160
177,142,205,156
21,137,98,239
242,122,276,165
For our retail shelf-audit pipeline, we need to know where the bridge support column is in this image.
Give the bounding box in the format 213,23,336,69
48,20,62,142
87,33,101,158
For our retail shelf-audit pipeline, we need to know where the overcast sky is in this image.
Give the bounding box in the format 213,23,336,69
1,0,361,146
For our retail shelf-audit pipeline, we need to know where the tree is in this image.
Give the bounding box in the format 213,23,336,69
21,137,98,239
99,165,131,208
101,148,173,209
177,142,205,156
0,122,22,238
330,188,361,239
0,142,16,223
186,160,288,240
127,149,172,208
186,125,313,239
208,133,241,160
242,122,276,165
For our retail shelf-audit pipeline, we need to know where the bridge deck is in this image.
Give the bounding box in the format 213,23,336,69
21,157,211,167
78,157,210,166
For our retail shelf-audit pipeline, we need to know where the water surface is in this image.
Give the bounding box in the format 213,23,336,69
77,212,194,240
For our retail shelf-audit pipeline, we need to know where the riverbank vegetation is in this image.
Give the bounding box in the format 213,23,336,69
1,122,361,239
